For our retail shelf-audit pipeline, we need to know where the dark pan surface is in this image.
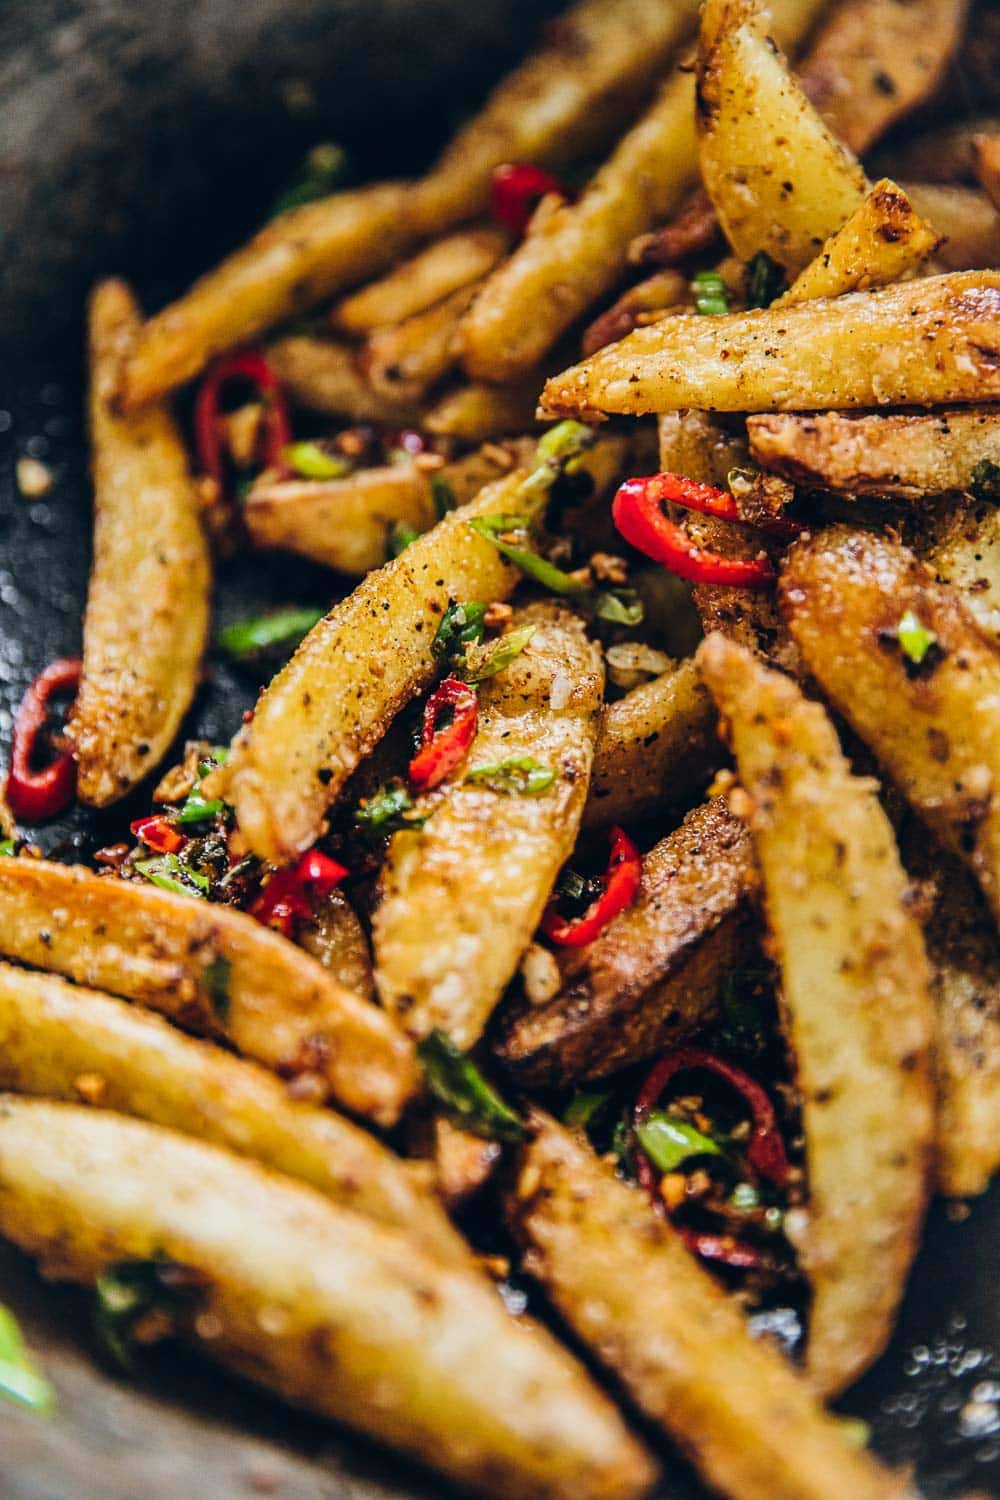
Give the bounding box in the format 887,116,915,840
0,3,998,1495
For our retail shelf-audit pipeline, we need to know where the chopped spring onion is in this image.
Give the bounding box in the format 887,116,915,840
692,269,729,316
896,609,938,666
465,756,555,796
0,1303,55,1413
418,1028,526,1142
281,441,352,480
634,1111,723,1174
217,606,325,663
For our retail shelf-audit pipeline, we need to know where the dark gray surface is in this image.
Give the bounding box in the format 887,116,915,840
0,1,998,1495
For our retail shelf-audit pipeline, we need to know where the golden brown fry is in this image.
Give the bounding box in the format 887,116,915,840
120,183,412,408
540,271,1000,418
696,0,867,275
581,270,689,356
697,633,935,1396
748,406,1000,501
332,226,508,335
778,179,940,303
0,858,418,1127
921,496,1000,646
299,887,375,1001
360,281,482,403
0,962,467,1261
507,1116,910,1500
902,181,1000,270
374,605,603,1049
265,335,428,424
973,133,1000,210
584,658,719,828
628,185,721,266
432,1115,504,1209
424,377,544,440
495,798,756,1086
0,1098,657,1500
409,0,702,232
780,528,1000,926
68,280,210,804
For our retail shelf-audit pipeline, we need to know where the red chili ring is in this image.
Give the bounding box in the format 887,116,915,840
194,350,292,498
6,658,81,823
613,476,777,589
250,849,349,938
541,826,642,947
408,678,479,794
490,162,572,235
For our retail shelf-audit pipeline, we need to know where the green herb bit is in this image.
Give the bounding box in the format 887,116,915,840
218,606,325,664
388,521,421,557
635,1111,723,1174
270,142,349,217
94,1260,206,1373
233,472,256,505
719,967,771,1058
0,1303,55,1413
564,1088,611,1130
281,440,352,480
896,609,938,666
461,623,536,683
431,475,457,519
469,516,586,594
970,458,1000,503
729,1181,761,1212
203,955,232,1022
355,780,429,837
534,419,596,469
744,250,787,309
465,756,555,796
198,746,230,775
593,587,644,625
135,854,209,899
0,839,16,858
176,790,225,826
692,269,729,316
837,1416,872,1450
431,601,487,665
418,1028,527,1142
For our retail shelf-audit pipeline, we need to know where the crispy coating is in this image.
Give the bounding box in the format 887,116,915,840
332,226,508,335
265,335,428,424
361,280,482,403
778,179,940,303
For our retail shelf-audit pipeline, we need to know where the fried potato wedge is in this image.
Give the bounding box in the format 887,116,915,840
974,133,1000,210
506,1115,910,1500
0,858,417,1126
409,0,702,232
582,269,689,356
424,377,544,440
903,181,1000,270
0,962,467,1261
540,271,1000,418
374,605,603,1049
68,280,210,804
332,226,508,335
778,179,940,303
299,887,375,1001
696,0,867,274
584,657,719,828
264,335,428,424
361,280,481,404
748,406,1000,501
697,633,935,1396
495,797,756,1086
432,1115,504,1209
780,528,1000,924
120,183,413,407
876,114,1000,186
921,496,1000,646
0,1098,656,1500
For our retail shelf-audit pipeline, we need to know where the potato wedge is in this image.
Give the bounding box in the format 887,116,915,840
539,271,1000,418
0,858,417,1127
902,181,1000,271
780,527,1000,925
68,280,210,804
332,226,508,335
361,280,481,403
974,133,1000,210
0,962,468,1262
495,797,756,1086
432,1116,503,1209
264,335,428,424
628,185,721,267
876,114,1000,186
409,0,702,232
748,406,1000,501
299,887,375,1000
584,657,719,828
697,632,935,1396
778,180,940,304
425,377,544,440
374,605,603,1049
582,270,689,356
921,496,1000,646
506,1115,910,1500
120,183,413,408
0,1097,656,1500
696,0,867,274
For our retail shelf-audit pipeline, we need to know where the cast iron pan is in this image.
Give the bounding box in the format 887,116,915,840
0,2,998,1496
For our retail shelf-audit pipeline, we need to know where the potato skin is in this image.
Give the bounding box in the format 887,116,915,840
495,797,756,1086
0,858,418,1127
540,271,1000,419
506,1115,910,1500
70,279,210,804
0,1098,657,1500
374,605,604,1049
0,962,466,1263
697,633,935,1397
780,527,1000,924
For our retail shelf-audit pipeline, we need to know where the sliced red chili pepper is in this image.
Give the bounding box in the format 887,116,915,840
194,350,292,499
635,1045,790,1189
680,1228,762,1269
541,826,642,947
408,678,478,794
631,471,802,538
613,475,778,589
6,658,81,823
250,849,349,938
130,814,186,855
490,162,572,235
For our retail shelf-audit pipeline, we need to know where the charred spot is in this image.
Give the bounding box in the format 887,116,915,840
873,69,896,95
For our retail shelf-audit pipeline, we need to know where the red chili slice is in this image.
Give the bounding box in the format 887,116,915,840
680,1229,762,1269
6,658,81,823
490,163,572,235
541,826,642,947
194,350,292,499
250,849,349,938
408,678,478,794
130,814,186,855
613,474,781,589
